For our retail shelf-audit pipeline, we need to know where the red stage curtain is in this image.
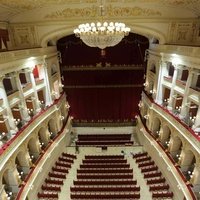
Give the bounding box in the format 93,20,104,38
66,87,142,120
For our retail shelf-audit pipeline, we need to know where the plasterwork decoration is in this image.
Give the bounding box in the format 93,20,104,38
165,0,199,5
9,25,38,48
167,22,199,44
0,0,199,9
45,6,97,19
44,5,161,19
0,0,199,14
0,0,97,10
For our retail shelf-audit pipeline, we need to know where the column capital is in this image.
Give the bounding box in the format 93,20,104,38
0,75,5,83
43,61,48,68
159,60,167,66
10,71,20,78
191,68,200,75
23,67,34,73
173,64,181,70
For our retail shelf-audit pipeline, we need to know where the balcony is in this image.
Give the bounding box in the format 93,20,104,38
163,76,172,83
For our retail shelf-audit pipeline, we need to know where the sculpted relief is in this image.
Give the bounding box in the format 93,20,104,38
9,26,39,48
167,22,200,45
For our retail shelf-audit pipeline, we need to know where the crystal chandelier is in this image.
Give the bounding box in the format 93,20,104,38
73,1,130,49
74,22,130,49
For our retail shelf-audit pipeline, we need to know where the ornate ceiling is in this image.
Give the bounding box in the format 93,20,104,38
0,0,200,23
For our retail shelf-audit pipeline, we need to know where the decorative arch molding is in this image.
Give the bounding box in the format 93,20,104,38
183,146,199,163
0,166,14,185
48,118,58,133
161,123,171,140
170,135,183,150
15,151,29,167
38,126,49,145
40,24,166,47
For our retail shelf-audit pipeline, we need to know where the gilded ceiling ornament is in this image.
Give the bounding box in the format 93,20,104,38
45,6,97,19
165,0,199,5
0,0,199,11
107,5,161,17
44,5,161,19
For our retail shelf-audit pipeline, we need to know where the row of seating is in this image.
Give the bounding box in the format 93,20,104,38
71,186,140,192
71,155,140,200
78,134,131,140
76,140,133,146
77,174,133,179
76,133,133,146
73,180,137,185
133,152,148,158
133,152,173,199
70,193,140,199
80,163,130,168
77,136,132,141
82,159,127,164
77,169,133,174
38,152,76,199
85,155,124,159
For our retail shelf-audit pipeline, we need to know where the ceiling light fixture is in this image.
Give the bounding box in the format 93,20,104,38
73,0,130,49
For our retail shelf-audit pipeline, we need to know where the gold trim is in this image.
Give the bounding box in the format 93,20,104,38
62,65,144,71
64,84,143,89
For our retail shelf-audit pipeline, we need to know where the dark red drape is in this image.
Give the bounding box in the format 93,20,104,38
66,87,142,121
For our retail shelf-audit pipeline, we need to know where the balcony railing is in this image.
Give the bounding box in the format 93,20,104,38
0,92,65,159
138,115,197,200
15,115,70,200
143,90,200,143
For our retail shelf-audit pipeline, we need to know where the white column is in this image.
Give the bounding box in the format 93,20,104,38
179,68,194,119
28,69,41,113
0,76,18,134
167,65,179,110
14,72,30,122
193,105,200,129
43,62,53,106
155,61,168,104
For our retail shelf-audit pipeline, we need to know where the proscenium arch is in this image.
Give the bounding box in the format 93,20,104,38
40,24,166,47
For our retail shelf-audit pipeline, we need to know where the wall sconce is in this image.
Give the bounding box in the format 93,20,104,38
138,101,143,108
175,106,182,112
61,116,65,121
6,191,13,200
29,155,34,162
149,90,156,94
65,104,70,109
52,91,58,96
143,82,148,87
156,130,160,136
165,141,170,146
164,98,169,102
144,115,149,119
176,154,181,160
39,100,44,104
39,142,44,147
190,116,196,123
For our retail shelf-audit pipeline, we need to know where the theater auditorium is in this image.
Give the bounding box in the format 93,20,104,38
0,0,200,200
